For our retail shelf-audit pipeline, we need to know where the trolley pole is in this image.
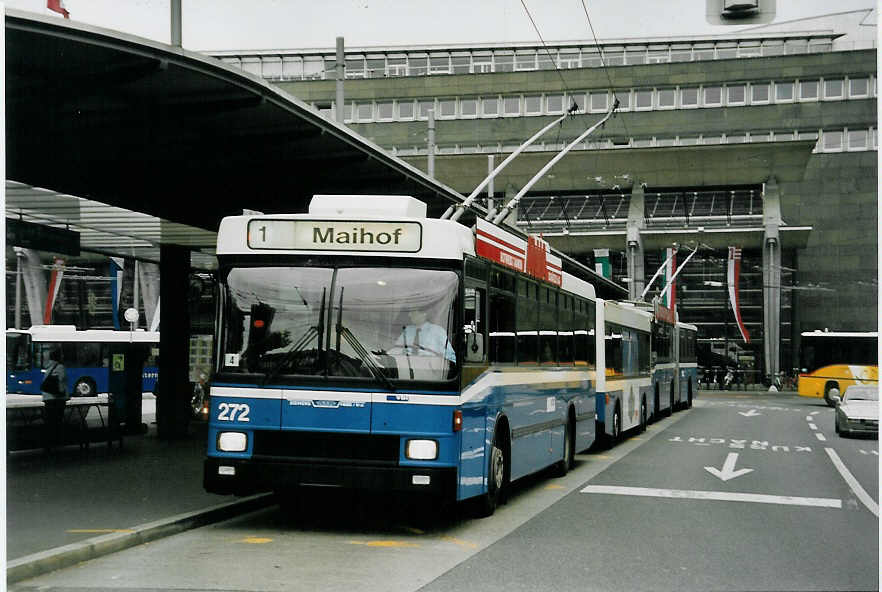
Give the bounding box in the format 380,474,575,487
14,247,22,329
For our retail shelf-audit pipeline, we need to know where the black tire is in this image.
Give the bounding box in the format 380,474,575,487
554,415,574,476
477,427,507,517
823,382,839,408
653,385,660,422
834,415,840,435
686,380,693,409
73,377,96,397
639,397,648,433
612,404,622,442
669,382,675,415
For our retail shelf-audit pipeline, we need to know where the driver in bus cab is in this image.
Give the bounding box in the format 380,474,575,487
395,308,456,363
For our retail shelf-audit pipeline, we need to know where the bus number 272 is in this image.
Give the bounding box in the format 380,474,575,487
217,403,250,422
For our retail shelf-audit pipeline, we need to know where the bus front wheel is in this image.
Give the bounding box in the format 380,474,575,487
477,427,507,517
73,377,96,397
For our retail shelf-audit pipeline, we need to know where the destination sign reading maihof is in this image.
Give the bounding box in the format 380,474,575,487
247,219,422,252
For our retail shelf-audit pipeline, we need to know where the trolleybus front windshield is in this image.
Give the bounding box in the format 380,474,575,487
220,266,459,384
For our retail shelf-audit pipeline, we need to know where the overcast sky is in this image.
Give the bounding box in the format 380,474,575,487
4,0,878,51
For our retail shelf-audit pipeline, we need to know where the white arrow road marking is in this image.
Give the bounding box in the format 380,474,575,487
580,485,841,509
738,409,762,417
704,452,754,481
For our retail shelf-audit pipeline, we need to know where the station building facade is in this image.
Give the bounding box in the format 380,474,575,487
211,24,877,384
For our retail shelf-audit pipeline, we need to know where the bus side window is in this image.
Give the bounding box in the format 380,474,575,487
489,290,516,364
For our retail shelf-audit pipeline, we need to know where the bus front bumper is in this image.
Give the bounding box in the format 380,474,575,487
204,457,457,498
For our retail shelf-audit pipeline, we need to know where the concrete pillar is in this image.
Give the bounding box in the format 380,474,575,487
156,244,191,439
335,37,345,125
626,182,646,300
762,177,782,382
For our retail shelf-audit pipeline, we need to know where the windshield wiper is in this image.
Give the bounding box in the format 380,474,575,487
261,288,326,385
334,287,396,392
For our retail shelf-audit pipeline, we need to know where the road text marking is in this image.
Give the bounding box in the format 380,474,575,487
824,448,879,517
738,409,762,417
580,485,841,509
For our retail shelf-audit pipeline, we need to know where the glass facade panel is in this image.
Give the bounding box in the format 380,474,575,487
751,83,770,103
800,80,819,100
680,87,699,107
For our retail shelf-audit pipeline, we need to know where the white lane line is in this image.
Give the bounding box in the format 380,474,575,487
810,411,820,416
824,448,879,517
815,433,827,442
805,416,814,421
808,423,818,430
580,485,841,509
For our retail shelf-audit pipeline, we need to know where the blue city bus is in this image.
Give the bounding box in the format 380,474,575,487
6,326,159,397
204,195,610,515
594,301,654,443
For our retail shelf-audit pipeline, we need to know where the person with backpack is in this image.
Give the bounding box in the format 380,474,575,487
41,348,69,451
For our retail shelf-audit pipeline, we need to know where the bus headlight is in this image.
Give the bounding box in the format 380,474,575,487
406,439,438,460
218,432,248,452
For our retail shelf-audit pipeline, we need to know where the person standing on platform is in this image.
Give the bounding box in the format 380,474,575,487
40,348,69,452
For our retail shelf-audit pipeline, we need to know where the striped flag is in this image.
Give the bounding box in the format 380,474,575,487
110,257,125,329
660,247,677,309
727,247,750,343
43,258,65,324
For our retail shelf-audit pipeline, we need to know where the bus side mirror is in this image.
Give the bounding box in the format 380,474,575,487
465,332,484,363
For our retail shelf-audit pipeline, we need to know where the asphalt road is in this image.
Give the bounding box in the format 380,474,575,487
9,392,878,592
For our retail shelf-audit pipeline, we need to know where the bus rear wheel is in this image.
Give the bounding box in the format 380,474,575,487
554,414,574,476
73,377,96,397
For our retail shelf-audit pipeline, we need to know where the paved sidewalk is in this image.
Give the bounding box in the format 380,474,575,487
5,419,273,583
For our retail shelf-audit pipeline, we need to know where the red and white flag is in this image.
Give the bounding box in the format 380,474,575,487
47,0,70,18
727,247,750,343
43,258,65,324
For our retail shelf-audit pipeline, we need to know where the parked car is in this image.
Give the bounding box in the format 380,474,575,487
832,385,878,438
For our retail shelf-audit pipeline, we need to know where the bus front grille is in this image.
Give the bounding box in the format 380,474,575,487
252,431,400,465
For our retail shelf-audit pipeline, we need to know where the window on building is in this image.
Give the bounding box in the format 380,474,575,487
429,55,450,75
537,50,556,70
670,47,692,62
366,58,385,78
633,137,653,147
451,54,470,74
625,49,646,64
590,92,608,112
494,51,514,72
773,131,795,141
822,130,843,151
614,91,630,110
376,101,394,120
386,56,407,76
680,87,699,107
460,98,478,117
525,95,542,114
398,100,414,119
482,97,499,116
750,132,771,142
702,135,722,144
281,57,303,79
694,48,714,61
657,138,676,147
847,129,868,150
658,88,676,108
726,134,747,144
261,58,282,79
605,51,624,66
635,89,653,110
345,57,365,78
302,56,324,79
762,42,785,56
717,47,737,59
503,96,521,116
824,79,843,99
727,84,746,105
472,52,492,73
737,44,762,58
439,99,456,118
703,86,722,106
409,56,428,76
647,49,669,63
849,77,869,97
775,81,794,102
679,136,699,145
559,51,580,68
751,83,770,103
356,102,372,121
799,80,819,100
418,100,434,119
515,52,536,71
546,94,564,113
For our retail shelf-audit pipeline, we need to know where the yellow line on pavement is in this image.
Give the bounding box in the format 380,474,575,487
441,536,479,549
239,536,273,544
349,540,420,548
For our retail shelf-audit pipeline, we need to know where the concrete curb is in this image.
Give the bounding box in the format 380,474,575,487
7,492,275,584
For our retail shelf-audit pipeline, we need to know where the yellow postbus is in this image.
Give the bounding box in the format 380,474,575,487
798,331,878,406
